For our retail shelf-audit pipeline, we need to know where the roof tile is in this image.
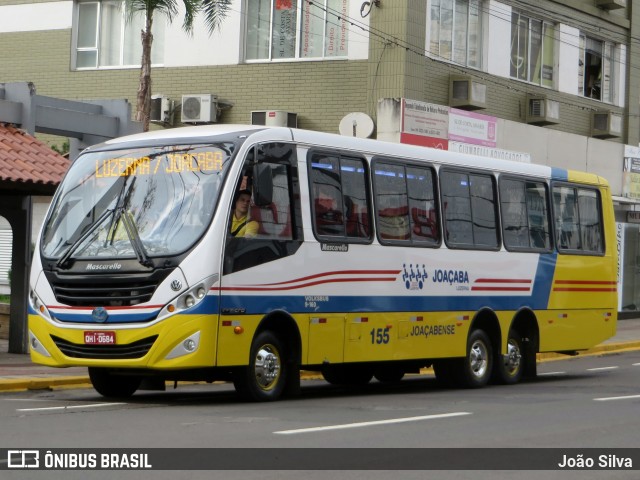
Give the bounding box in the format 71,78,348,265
0,123,69,187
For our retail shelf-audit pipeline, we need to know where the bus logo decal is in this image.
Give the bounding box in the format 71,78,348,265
402,263,428,290
170,280,183,291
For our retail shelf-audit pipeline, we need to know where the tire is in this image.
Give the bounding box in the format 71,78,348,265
374,366,405,383
322,365,373,386
456,329,493,388
88,368,141,398
233,331,287,402
493,330,524,385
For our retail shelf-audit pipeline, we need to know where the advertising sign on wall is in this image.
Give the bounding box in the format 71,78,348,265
623,145,640,199
448,108,497,147
400,99,449,149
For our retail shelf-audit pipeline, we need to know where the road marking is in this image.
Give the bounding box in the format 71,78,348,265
633,363,640,367
17,402,126,412
538,371,566,376
594,394,640,402
274,412,472,435
587,366,619,372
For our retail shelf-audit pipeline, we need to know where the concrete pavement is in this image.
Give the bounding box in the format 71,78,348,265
1,318,639,392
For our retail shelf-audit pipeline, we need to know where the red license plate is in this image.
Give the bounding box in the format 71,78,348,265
84,331,116,345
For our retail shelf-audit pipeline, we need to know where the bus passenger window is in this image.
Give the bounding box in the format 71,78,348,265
553,184,603,254
309,152,371,241
499,178,551,251
441,170,498,249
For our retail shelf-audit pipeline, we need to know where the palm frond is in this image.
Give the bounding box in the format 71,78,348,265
200,0,231,35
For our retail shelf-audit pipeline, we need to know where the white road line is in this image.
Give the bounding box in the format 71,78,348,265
274,412,472,435
17,403,126,412
538,371,566,376
594,394,640,402
633,363,640,367
587,366,619,372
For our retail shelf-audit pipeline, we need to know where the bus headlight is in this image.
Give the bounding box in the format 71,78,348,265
160,274,218,318
29,289,52,321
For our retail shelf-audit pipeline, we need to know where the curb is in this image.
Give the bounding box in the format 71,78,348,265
1,341,639,393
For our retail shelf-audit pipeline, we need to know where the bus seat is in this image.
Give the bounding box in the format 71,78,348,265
411,207,438,240
378,206,410,240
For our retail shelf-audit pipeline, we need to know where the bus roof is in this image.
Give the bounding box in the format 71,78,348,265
96,124,607,186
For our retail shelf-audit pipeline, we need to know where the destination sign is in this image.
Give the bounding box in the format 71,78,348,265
95,151,224,178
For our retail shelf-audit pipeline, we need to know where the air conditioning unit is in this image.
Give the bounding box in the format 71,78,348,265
251,110,298,128
449,75,487,110
526,95,560,125
181,94,218,123
591,111,623,139
595,0,625,10
150,95,174,125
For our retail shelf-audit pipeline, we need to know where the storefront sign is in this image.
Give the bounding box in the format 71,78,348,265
627,212,640,224
449,142,531,163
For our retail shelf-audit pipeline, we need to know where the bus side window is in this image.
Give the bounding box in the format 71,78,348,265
309,152,370,241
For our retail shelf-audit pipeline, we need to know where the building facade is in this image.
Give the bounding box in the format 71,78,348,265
1,0,640,310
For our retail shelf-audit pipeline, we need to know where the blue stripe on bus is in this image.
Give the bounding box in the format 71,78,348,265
551,167,568,181
46,254,559,323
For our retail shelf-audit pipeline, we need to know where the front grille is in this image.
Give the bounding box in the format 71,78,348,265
43,268,174,307
51,335,158,359
52,281,157,307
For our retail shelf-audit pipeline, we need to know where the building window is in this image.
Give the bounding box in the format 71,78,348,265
579,34,614,103
510,11,555,87
75,1,165,69
429,0,482,68
245,0,349,61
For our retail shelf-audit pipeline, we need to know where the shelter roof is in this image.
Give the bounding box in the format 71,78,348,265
0,123,69,194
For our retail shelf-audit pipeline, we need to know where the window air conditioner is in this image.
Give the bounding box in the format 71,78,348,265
150,95,174,125
449,75,487,110
591,111,623,139
595,0,626,11
251,110,298,127
525,95,560,125
181,94,218,123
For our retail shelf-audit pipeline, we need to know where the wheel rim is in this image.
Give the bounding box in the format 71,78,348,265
254,343,281,391
469,339,489,379
504,338,522,377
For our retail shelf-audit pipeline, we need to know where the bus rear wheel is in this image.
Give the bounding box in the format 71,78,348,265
456,329,493,388
88,368,141,398
493,331,524,385
233,331,287,402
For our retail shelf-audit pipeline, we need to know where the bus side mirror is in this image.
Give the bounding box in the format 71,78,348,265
253,163,273,206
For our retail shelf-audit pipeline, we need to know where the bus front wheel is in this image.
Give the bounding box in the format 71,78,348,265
233,331,287,402
88,368,141,398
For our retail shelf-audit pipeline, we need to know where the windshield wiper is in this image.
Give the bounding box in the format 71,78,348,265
120,209,153,268
56,208,114,269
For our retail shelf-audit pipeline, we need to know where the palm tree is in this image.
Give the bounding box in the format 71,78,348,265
125,0,231,131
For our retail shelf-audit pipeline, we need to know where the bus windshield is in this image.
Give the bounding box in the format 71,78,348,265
42,143,235,262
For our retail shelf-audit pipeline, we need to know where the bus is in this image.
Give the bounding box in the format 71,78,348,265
28,124,618,401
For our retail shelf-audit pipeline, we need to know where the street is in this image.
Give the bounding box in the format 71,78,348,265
0,351,639,479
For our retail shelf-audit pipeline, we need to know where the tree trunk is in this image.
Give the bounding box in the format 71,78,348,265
136,14,154,132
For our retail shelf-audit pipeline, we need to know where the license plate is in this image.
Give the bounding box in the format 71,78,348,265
84,331,116,345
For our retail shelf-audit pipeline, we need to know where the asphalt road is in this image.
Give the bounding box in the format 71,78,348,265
1,351,639,479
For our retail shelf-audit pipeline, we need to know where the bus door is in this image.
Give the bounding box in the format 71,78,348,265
217,143,303,366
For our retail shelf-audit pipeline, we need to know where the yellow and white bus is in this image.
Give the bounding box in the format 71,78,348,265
28,125,617,401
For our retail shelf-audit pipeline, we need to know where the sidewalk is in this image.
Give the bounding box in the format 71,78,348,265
1,319,639,392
